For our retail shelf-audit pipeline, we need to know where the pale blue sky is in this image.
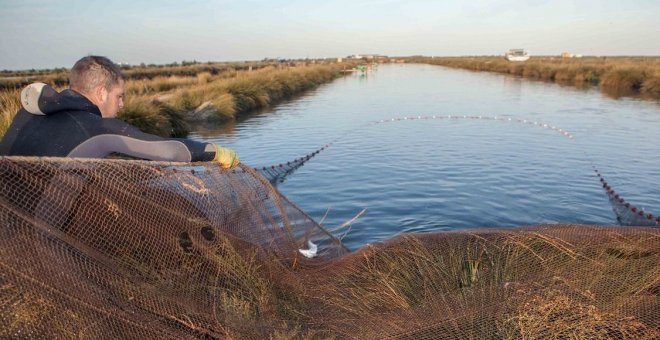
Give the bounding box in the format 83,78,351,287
1,0,659,70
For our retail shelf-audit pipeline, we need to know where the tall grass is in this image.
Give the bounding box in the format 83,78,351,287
0,89,21,138
599,67,646,96
410,56,660,99
220,66,336,114
124,75,201,96
641,73,660,97
118,96,175,136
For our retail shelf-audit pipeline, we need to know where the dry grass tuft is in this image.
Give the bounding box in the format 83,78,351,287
0,89,20,137
600,67,646,96
499,287,657,339
117,96,172,136
641,72,660,98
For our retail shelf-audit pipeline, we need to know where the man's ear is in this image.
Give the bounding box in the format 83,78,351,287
93,85,108,104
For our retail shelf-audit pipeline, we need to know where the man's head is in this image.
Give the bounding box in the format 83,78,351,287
70,56,124,118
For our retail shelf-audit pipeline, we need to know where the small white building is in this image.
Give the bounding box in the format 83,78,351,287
505,49,530,62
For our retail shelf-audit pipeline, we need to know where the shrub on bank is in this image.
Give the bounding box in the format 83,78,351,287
641,73,660,98
118,97,173,136
0,89,20,138
554,66,578,83
226,76,271,113
573,66,601,85
600,67,646,94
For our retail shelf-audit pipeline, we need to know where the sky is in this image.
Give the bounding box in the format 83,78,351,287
1,0,659,70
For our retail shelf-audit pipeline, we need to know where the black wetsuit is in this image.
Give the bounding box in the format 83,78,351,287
0,89,215,161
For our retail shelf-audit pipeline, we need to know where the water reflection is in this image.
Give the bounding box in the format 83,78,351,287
501,76,522,101
192,120,238,137
600,87,644,100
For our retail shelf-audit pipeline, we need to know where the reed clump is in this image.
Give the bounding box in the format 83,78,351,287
600,67,646,96
222,66,336,113
124,75,201,96
118,96,173,136
498,287,654,339
641,73,660,97
410,56,660,99
0,89,20,138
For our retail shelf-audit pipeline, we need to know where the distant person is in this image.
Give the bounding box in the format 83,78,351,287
0,55,239,167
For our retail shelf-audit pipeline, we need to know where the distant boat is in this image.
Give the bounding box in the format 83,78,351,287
505,49,530,62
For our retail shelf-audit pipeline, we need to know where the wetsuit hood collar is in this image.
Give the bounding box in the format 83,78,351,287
21,82,101,116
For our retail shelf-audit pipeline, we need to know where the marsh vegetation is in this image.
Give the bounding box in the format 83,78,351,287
0,59,355,139
409,56,660,99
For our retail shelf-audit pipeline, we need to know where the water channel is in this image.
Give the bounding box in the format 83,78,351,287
190,63,660,250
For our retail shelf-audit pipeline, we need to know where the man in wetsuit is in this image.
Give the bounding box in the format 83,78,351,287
0,56,239,167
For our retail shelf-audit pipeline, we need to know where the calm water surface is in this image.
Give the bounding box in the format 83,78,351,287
190,64,660,250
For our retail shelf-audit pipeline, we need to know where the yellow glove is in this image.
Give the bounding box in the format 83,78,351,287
213,144,240,169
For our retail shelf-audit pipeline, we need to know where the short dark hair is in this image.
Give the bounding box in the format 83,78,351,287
69,56,124,94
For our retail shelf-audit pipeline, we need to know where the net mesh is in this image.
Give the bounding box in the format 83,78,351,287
1,157,658,339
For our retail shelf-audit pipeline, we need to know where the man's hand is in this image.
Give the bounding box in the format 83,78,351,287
213,144,240,168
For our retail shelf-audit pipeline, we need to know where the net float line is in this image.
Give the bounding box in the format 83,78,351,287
255,114,574,184
372,114,574,139
594,168,659,226
255,143,334,185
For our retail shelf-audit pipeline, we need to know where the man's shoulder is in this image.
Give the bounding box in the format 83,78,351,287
41,108,103,124
100,117,137,130
0,108,97,156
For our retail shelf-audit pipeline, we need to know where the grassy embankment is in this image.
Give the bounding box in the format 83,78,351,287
0,60,355,139
408,56,660,99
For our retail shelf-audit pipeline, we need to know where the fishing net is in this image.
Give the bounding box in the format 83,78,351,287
1,156,658,339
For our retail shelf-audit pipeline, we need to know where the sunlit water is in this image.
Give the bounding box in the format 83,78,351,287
190,64,660,250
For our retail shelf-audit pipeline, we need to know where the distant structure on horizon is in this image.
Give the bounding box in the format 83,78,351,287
346,54,388,61
561,52,583,59
505,49,530,62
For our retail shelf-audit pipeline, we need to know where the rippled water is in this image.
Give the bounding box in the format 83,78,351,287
190,64,660,250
